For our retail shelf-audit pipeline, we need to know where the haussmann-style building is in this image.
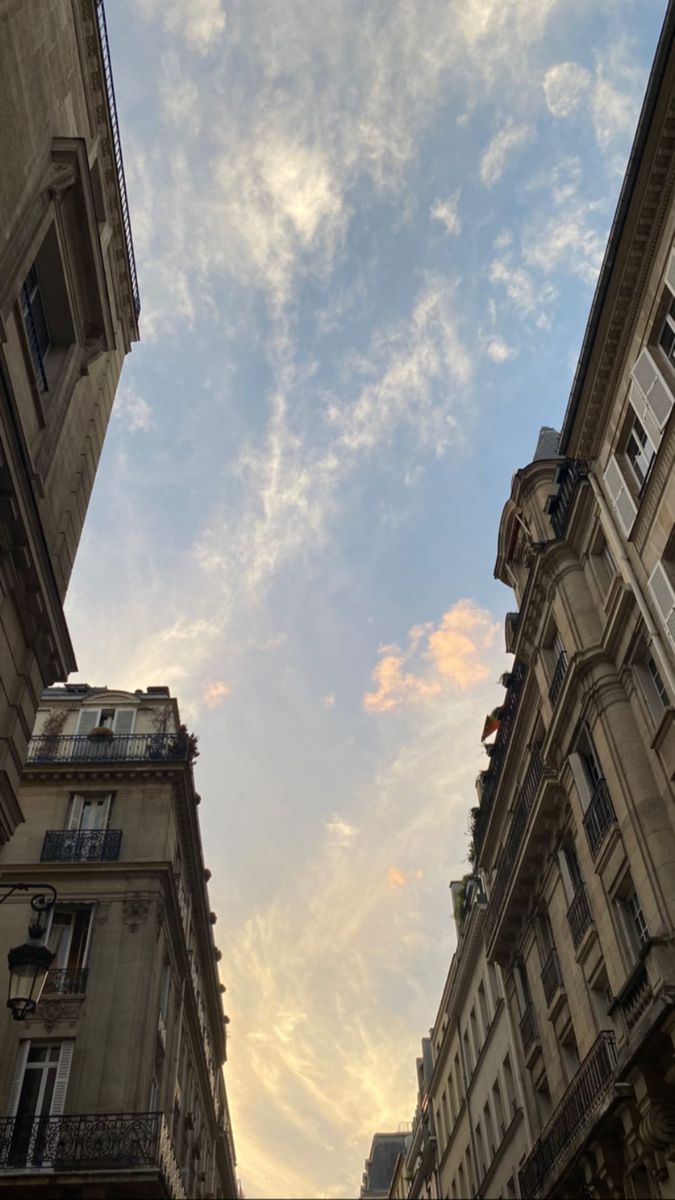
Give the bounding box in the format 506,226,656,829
0,0,140,844
0,683,238,1199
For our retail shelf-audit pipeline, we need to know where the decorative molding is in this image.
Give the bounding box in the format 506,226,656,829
123,893,151,932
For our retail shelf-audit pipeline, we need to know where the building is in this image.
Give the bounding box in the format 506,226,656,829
426,879,531,1200
472,4,675,1194
0,683,237,1198
0,0,139,844
361,1132,410,1198
402,1039,439,1200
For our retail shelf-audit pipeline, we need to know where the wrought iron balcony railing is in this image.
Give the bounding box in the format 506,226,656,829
519,1002,538,1053
28,732,190,765
0,1111,184,1197
582,779,617,860
95,1,141,319
42,967,89,996
541,948,563,1008
41,828,122,862
548,460,588,540
616,962,653,1034
519,1031,617,1199
567,884,593,950
473,661,527,860
548,650,569,706
484,743,545,945
20,282,48,393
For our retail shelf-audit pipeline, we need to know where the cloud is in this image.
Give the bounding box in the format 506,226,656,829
543,61,592,117
363,600,500,713
323,694,336,709
479,118,535,187
203,681,231,707
486,335,517,362
326,816,357,846
387,866,424,888
137,0,226,52
430,191,462,236
112,385,154,432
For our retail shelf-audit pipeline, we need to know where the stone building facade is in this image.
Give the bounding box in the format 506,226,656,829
0,684,237,1198
0,0,139,843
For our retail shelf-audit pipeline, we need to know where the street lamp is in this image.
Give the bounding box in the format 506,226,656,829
0,882,56,1021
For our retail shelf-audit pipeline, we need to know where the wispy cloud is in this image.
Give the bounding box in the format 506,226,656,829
430,191,462,236
138,0,226,52
480,118,535,187
113,385,154,432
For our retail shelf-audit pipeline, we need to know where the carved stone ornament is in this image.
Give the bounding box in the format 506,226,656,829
96,901,112,926
28,1000,81,1030
123,894,151,932
46,162,77,200
639,1103,675,1151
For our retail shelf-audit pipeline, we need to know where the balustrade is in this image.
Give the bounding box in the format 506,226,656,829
582,780,616,860
541,949,563,1008
519,1002,538,1053
28,732,190,765
567,885,593,949
41,828,122,862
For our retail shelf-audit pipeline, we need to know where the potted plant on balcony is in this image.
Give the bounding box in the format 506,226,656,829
88,725,114,739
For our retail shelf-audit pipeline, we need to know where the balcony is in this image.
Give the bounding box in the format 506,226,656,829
41,829,122,862
0,1111,184,1198
582,780,617,860
519,1003,539,1054
27,732,190,766
473,661,527,860
519,1031,617,1199
42,967,89,996
615,961,653,1035
548,460,588,540
484,743,546,947
95,1,140,319
541,948,564,1009
548,650,569,706
567,885,594,950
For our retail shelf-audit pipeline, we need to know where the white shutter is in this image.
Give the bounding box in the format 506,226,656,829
649,561,675,651
604,456,637,536
567,752,592,814
632,348,674,431
81,906,96,969
7,1041,30,1116
68,795,84,830
629,381,661,449
76,709,100,735
113,708,135,735
50,1041,74,1116
666,249,675,295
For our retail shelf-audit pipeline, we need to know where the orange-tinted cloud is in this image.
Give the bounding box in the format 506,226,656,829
203,680,231,707
387,866,425,888
364,599,499,713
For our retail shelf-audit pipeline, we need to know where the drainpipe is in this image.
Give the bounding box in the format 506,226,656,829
588,473,675,697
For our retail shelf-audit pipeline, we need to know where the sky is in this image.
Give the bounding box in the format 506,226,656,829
65,1,665,1195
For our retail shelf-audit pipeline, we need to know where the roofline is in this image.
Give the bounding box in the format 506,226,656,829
559,0,675,452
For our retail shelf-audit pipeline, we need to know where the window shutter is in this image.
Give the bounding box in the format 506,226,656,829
666,249,675,295
7,1041,30,1116
567,752,592,813
77,709,99,735
649,561,675,651
629,381,661,449
51,1041,74,1116
68,795,84,830
604,456,637,536
632,348,673,431
113,708,135,735
81,906,96,968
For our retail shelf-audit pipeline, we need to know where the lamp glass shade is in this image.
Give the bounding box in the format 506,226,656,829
7,938,54,1020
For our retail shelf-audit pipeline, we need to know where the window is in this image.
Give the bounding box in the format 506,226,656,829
558,838,584,903
568,727,604,811
632,636,671,724
76,707,136,735
625,412,657,491
492,1077,506,1138
648,547,675,654
69,793,112,831
462,1028,473,1076
659,292,675,365
470,1005,481,1060
647,655,670,707
615,874,650,960
513,960,531,1017
20,266,50,391
474,1121,485,1180
6,1041,74,1165
45,906,93,992
502,1054,517,1115
160,960,172,1020
483,1099,495,1157
478,979,490,1034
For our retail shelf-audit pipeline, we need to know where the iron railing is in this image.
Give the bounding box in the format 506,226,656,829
617,962,653,1034
541,948,563,1008
473,661,527,859
28,732,190,765
548,650,569,706
549,460,588,540
0,1111,184,1195
519,1003,538,1053
567,885,593,950
41,828,122,862
519,1031,617,1199
95,1,141,319
484,743,545,945
42,967,89,996
582,779,616,860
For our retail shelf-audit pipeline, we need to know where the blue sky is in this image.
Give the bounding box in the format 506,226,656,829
66,1,664,1195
